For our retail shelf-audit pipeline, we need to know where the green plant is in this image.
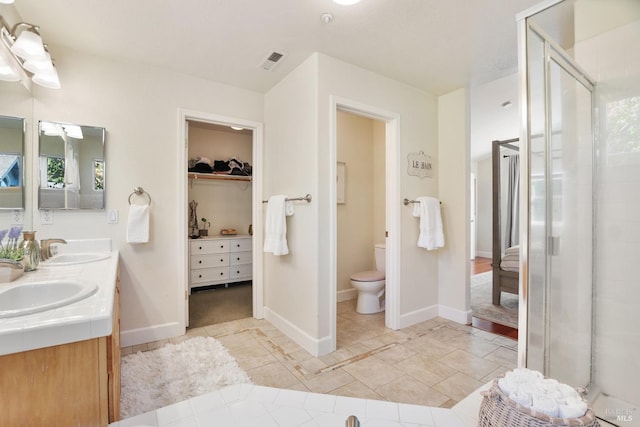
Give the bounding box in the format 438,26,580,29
199,218,211,230
0,226,24,261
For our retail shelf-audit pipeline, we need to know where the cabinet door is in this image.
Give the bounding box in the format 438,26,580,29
230,264,252,280
229,238,252,252
191,254,229,269
191,267,229,284
107,278,121,422
190,239,229,255
229,251,251,265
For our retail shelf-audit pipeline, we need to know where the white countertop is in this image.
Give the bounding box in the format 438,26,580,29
0,239,119,356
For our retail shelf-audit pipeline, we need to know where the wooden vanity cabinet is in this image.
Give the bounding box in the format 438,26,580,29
0,278,121,426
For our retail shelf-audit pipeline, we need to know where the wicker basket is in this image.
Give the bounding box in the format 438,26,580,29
478,379,600,427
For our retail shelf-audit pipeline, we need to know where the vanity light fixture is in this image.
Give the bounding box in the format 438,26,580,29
0,15,60,89
0,0,16,4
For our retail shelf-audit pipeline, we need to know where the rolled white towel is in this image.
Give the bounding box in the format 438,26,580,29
558,398,588,419
509,391,532,408
545,388,564,402
557,383,581,400
532,396,559,418
519,382,543,396
498,377,519,395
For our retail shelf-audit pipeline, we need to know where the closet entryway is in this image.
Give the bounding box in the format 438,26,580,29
186,120,254,329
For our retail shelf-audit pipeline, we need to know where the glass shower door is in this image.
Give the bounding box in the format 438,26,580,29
525,23,596,389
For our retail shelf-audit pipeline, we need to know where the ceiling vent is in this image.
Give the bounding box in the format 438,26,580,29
259,50,286,71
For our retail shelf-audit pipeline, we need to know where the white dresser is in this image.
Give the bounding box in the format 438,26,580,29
189,235,252,291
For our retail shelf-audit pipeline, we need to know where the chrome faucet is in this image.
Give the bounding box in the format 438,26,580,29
40,239,67,261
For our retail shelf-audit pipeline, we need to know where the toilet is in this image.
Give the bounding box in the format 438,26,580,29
350,243,385,314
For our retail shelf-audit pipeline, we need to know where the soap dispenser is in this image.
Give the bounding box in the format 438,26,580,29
20,231,40,272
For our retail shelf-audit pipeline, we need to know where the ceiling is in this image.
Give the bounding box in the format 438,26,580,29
8,0,542,96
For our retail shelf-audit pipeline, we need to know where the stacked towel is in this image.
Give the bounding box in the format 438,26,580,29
497,368,588,419
412,196,444,250
263,195,294,256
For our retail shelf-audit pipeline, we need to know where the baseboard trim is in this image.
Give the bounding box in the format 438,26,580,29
120,322,184,347
337,288,357,302
439,305,473,325
398,304,439,329
263,307,330,357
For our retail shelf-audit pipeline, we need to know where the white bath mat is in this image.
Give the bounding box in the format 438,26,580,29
120,336,251,419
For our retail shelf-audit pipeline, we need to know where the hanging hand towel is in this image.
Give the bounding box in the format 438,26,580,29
412,196,444,250
263,195,294,256
127,204,150,244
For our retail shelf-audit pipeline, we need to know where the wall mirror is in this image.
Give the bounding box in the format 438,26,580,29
0,115,25,210
38,120,105,210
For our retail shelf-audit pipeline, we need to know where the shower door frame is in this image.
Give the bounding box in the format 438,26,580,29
516,7,597,376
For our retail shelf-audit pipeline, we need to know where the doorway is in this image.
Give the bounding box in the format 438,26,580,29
336,110,386,348
178,109,264,332
330,97,400,354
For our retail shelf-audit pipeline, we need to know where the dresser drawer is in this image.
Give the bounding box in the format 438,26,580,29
190,240,229,255
230,264,252,279
191,254,229,269
229,238,252,252
229,251,252,265
191,267,229,284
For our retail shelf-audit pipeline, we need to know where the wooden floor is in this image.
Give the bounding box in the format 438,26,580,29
470,256,518,340
471,256,492,275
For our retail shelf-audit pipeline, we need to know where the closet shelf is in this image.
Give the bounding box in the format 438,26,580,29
188,172,252,182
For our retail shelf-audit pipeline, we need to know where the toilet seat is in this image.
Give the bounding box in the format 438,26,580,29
350,270,385,282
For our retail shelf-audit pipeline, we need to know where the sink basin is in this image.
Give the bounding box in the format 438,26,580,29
47,252,110,266
0,280,98,318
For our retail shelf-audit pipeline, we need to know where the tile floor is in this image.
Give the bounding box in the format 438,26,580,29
122,300,517,410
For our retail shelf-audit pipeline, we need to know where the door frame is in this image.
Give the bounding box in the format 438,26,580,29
177,108,264,331
329,96,401,352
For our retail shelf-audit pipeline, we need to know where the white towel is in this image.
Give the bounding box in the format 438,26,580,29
412,196,444,250
558,397,588,419
127,204,149,244
263,195,294,256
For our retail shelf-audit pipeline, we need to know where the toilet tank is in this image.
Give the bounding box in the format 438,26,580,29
374,243,386,273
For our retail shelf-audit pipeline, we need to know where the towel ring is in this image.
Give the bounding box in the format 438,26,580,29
128,186,152,206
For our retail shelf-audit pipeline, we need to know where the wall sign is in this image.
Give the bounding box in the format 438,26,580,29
407,151,433,178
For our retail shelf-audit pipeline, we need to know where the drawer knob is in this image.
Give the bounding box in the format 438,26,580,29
199,246,202,250
198,260,202,264
237,244,240,247
220,272,224,276
198,274,202,278
220,245,224,248
220,258,224,262
237,257,240,261
236,270,240,274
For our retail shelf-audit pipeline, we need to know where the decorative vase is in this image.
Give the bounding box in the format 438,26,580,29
20,231,40,272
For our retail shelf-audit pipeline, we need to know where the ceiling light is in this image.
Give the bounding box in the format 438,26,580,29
321,13,334,24
333,0,361,5
0,15,60,89
0,0,16,4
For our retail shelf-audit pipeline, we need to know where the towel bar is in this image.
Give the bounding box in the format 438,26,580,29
129,186,152,206
262,194,312,204
403,198,441,206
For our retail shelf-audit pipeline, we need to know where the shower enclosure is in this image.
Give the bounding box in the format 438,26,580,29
519,1,639,425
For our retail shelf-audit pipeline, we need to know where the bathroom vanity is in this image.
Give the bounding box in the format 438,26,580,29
189,235,252,290
0,245,120,426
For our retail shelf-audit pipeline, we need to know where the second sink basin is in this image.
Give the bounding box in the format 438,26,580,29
0,280,99,318
47,252,110,266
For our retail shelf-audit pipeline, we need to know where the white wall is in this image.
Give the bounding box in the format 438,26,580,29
437,88,471,323
0,48,264,346
263,53,440,355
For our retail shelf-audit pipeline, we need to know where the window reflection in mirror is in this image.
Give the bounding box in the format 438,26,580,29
0,116,25,209
38,121,106,210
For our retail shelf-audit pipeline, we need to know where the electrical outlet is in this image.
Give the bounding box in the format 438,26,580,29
40,209,53,225
11,210,23,225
